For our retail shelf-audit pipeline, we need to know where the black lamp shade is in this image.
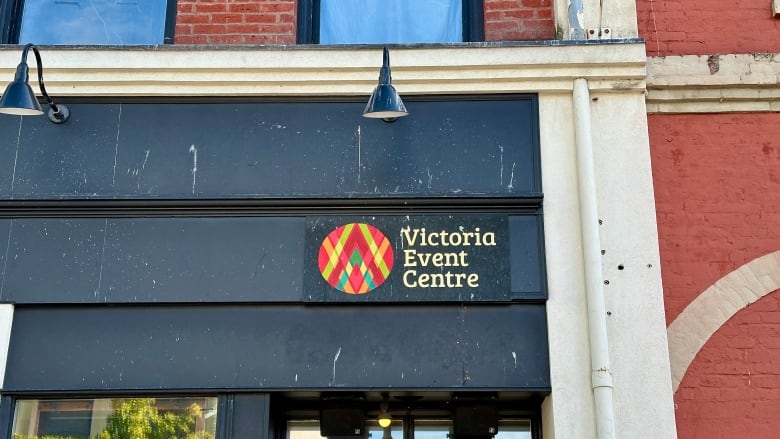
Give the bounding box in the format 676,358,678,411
0,63,44,116
363,84,408,119
363,47,408,121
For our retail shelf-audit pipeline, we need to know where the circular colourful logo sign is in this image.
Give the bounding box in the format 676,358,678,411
318,223,394,294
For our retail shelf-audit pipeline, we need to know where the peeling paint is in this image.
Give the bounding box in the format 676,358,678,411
507,162,516,191
112,104,123,187
611,81,642,89
707,55,720,75
11,117,22,192
568,0,585,39
141,149,150,170
331,346,341,385
499,145,504,185
355,126,362,184
95,219,108,299
0,220,13,299
189,144,198,195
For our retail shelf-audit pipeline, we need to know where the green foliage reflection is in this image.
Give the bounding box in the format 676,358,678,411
15,398,213,439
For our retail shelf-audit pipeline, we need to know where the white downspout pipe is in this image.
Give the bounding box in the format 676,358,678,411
572,78,616,439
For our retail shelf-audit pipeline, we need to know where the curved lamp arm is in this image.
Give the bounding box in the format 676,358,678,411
0,43,70,123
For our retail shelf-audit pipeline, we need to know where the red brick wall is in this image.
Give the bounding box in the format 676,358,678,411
175,0,297,44
650,113,780,436
675,290,780,438
636,0,780,56
484,0,556,41
173,0,555,44
651,113,780,323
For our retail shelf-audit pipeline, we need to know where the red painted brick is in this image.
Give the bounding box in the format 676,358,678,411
193,3,227,13
485,0,522,10
177,13,210,24
521,0,550,7
228,3,263,13
636,0,780,55
242,14,279,24
651,113,780,322
676,292,780,438
257,23,295,34
483,0,554,41
174,34,208,44
501,9,536,19
257,2,297,13
209,13,245,24
175,0,297,44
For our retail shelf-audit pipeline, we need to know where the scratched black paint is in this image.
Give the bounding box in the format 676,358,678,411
0,98,539,199
0,213,543,303
3,304,550,392
0,97,549,399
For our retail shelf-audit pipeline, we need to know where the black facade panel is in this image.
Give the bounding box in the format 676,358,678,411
1,218,106,302
0,98,540,200
0,213,543,304
229,394,270,439
0,217,304,303
509,215,546,296
3,305,550,392
2,104,122,197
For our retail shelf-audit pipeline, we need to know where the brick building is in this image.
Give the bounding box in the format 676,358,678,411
638,0,780,437
2,0,774,438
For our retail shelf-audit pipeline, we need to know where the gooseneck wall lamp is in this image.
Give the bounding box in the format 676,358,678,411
363,47,408,122
0,43,69,123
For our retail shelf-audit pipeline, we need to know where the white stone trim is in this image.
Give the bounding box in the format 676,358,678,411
0,44,647,97
646,53,780,113
0,304,12,389
774,0,780,16
540,88,677,438
667,250,780,392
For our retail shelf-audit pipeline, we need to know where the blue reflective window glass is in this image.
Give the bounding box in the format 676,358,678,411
319,0,463,44
19,0,167,45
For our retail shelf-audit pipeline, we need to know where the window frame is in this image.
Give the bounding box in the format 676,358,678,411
296,0,484,44
0,0,178,45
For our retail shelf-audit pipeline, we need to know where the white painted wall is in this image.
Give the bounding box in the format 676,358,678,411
539,93,597,438
539,87,676,438
589,91,677,438
516,40,673,437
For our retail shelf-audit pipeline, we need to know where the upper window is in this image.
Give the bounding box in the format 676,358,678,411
297,0,484,44
0,0,177,45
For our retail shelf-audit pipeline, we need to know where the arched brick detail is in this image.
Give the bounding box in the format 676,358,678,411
667,250,780,391
675,290,780,437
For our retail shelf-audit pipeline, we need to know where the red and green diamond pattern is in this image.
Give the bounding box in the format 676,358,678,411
318,223,394,294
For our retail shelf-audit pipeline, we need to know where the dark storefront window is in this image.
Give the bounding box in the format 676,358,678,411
12,397,218,439
297,0,484,44
287,420,533,439
0,0,177,44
